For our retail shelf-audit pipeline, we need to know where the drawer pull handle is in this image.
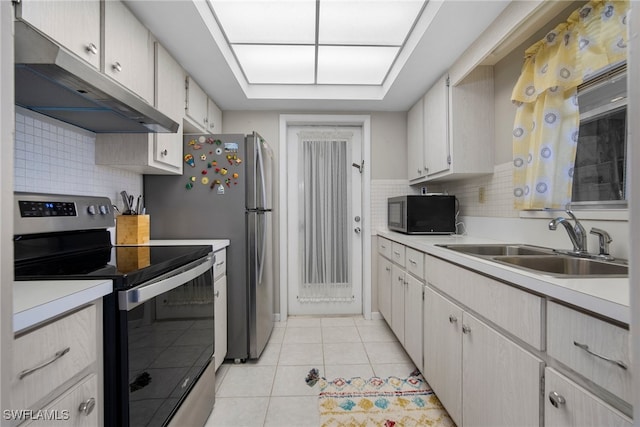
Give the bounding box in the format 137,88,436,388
448,315,458,323
214,290,220,298
548,391,566,408
573,341,628,370
393,251,400,256
216,261,225,267
78,397,96,416
385,266,391,272
409,259,417,265
462,324,471,334
19,347,71,380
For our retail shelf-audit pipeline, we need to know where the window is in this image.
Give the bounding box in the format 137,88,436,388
571,64,627,207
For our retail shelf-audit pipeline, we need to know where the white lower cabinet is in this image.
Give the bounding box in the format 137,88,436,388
423,285,542,427
377,255,392,322
213,249,227,371
403,273,423,368
545,368,632,427
390,264,405,342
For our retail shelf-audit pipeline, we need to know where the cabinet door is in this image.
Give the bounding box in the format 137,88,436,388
390,264,405,343
545,368,632,427
207,98,222,133
423,73,450,176
377,255,393,322
17,0,100,69
407,97,425,181
214,275,227,371
462,312,542,427
154,42,184,172
185,76,208,131
423,286,462,426
103,0,154,102
403,274,423,368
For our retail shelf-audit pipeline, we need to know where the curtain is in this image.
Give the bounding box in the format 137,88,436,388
512,0,629,209
298,130,354,303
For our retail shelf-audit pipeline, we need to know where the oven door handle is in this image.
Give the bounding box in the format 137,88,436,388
119,255,214,311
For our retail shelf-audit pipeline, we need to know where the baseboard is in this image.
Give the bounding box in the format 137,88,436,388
370,311,383,320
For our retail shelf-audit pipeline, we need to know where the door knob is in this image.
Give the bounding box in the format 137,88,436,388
354,227,361,234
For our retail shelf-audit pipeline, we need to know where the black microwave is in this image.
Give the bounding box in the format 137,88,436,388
387,195,456,235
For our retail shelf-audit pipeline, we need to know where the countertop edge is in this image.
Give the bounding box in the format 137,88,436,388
138,239,231,253
14,279,113,334
376,230,630,324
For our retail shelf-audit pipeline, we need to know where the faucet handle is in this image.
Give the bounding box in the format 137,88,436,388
590,228,612,257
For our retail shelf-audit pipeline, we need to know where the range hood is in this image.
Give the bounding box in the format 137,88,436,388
14,21,179,134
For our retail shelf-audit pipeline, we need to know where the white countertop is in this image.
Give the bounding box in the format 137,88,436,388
13,279,113,333
137,239,230,252
377,230,629,324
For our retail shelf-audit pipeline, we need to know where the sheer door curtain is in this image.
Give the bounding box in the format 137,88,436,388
512,0,628,209
298,130,354,303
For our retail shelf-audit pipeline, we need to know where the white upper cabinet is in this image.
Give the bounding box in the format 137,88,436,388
102,0,154,103
16,0,101,69
408,66,494,183
185,76,223,134
407,97,425,182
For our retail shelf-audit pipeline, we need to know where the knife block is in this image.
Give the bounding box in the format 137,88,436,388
116,214,150,244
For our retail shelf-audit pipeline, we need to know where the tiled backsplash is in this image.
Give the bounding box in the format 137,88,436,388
14,107,142,204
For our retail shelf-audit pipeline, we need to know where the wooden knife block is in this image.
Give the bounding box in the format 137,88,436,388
116,214,150,245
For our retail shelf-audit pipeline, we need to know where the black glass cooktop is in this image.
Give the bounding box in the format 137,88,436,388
14,229,212,289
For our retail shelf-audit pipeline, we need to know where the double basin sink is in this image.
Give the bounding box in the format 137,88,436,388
437,244,628,278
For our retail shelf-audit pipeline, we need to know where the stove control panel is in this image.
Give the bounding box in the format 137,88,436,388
19,200,77,217
14,192,115,235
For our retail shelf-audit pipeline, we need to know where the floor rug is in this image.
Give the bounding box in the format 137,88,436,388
318,375,455,427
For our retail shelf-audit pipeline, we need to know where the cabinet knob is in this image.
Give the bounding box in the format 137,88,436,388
210,122,215,129
214,290,220,298
462,324,471,334
448,315,457,323
548,391,566,408
385,266,391,272
86,43,98,55
417,169,422,174
161,149,168,156
78,397,96,416
112,62,122,72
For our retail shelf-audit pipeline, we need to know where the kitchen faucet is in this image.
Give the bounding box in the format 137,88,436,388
548,210,588,255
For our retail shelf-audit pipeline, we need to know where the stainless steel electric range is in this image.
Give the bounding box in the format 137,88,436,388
13,192,216,427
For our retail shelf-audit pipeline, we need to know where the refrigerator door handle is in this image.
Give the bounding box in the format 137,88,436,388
256,136,268,209
257,211,267,285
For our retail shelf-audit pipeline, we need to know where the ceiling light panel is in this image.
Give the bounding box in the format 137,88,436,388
319,0,426,46
233,45,316,84
210,0,316,44
317,45,399,85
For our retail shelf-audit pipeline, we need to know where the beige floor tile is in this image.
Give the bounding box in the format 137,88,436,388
324,363,374,381
357,324,397,342
283,327,322,343
322,326,361,343
279,343,324,366
286,317,322,328
271,365,322,397
363,341,413,365
246,342,282,366
323,342,369,365
371,363,417,379
320,316,358,327
263,396,320,427
267,327,285,344
216,365,276,397
205,397,269,427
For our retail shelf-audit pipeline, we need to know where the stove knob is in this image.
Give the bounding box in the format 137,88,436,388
87,205,97,215
99,205,109,215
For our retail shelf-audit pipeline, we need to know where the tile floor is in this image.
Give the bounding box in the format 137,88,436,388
204,316,417,427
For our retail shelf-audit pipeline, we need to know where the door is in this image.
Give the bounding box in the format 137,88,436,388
287,125,363,315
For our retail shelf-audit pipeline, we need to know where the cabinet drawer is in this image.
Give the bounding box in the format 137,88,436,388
426,255,543,350
377,237,392,259
545,368,631,427
391,242,406,267
24,374,99,427
405,247,424,280
12,305,96,410
213,249,226,279
547,302,631,403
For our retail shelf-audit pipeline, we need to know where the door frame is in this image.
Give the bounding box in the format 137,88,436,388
279,114,371,322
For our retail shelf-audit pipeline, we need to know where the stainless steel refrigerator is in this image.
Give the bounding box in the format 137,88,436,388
143,132,274,361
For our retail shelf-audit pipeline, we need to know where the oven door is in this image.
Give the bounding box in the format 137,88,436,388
117,254,215,427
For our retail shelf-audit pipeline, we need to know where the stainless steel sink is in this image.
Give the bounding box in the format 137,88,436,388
492,255,628,277
437,244,555,256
